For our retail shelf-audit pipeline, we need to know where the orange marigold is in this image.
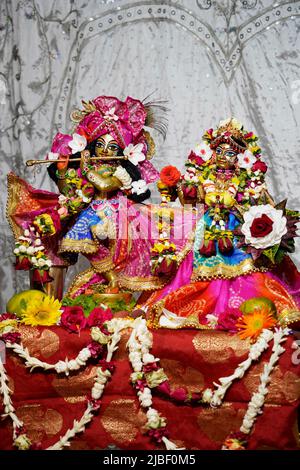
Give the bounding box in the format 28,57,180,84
236,306,277,341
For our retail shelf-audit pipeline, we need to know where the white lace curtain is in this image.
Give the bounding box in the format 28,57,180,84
0,0,299,310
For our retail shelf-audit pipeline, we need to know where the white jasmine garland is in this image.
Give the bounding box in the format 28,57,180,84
5,342,92,375
210,329,274,407
239,327,289,436
0,318,291,451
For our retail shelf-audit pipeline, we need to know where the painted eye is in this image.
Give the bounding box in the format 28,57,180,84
225,152,236,158
216,148,223,155
108,145,119,152
96,141,105,148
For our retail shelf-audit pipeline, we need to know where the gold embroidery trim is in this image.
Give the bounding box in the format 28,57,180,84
278,309,300,327
58,238,99,255
191,258,269,281
118,275,167,292
147,298,212,330
66,268,96,297
6,173,27,240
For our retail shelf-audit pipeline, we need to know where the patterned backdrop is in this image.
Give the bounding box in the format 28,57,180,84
1,0,300,310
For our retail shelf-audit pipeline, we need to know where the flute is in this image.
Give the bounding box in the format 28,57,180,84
26,155,128,166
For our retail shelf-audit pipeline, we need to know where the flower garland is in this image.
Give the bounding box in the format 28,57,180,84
0,318,292,450
222,327,289,450
127,317,184,450
14,226,53,282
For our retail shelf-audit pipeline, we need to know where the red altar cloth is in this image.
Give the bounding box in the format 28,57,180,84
0,325,299,450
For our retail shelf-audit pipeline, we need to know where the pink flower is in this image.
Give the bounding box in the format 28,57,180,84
252,160,268,173
217,310,242,333
143,362,159,373
51,133,72,156
0,313,18,321
157,381,171,396
188,151,205,167
87,307,113,327
87,341,103,358
1,332,21,344
135,379,147,392
98,360,115,373
58,206,68,218
60,306,87,333
147,427,169,443
170,387,188,402
182,184,198,199
244,132,253,139
87,397,102,411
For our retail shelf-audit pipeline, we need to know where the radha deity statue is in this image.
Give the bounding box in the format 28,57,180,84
145,118,300,331
7,95,168,300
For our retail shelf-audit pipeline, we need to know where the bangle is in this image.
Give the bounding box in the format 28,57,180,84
55,169,66,180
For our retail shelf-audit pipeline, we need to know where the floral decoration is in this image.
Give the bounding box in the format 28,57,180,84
236,305,277,341
20,295,63,327
68,133,87,154
241,204,287,250
13,227,53,281
123,143,146,166
0,313,291,451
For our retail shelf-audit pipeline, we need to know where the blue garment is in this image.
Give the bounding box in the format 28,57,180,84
193,211,251,270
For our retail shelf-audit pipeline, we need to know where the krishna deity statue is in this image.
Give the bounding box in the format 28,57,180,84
7,95,169,303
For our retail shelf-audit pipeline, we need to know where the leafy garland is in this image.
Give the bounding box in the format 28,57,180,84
0,318,291,450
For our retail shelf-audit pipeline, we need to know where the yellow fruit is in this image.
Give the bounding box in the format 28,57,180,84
240,297,277,318
6,290,47,317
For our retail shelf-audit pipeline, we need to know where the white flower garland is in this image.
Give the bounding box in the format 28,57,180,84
47,318,132,450
0,319,291,451
209,329,274,407
239,327,289,435
127,318,185,450
5,342,93,376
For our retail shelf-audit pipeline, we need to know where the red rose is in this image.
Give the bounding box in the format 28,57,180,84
199,239,216,257
60,306,86,333
87,307,113,327
15,257,31,271
153,258,177,277
182,184,198,199
188,151,205,167
31,269,53,284
160,166,181,187
252,160,268,173
250,214,273,238
218,237,233,254
217,309,242,333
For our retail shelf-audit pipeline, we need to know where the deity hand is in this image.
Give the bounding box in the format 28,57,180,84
56,154,70,192
80,149,91,174
57,154,69,171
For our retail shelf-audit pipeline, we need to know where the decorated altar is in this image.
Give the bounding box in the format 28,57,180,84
1,324,299,450
2,95,300,451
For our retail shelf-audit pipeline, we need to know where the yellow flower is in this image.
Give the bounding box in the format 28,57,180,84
249,144,261,155
0,319,18,333
20,296,62,326
237,306,277,341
